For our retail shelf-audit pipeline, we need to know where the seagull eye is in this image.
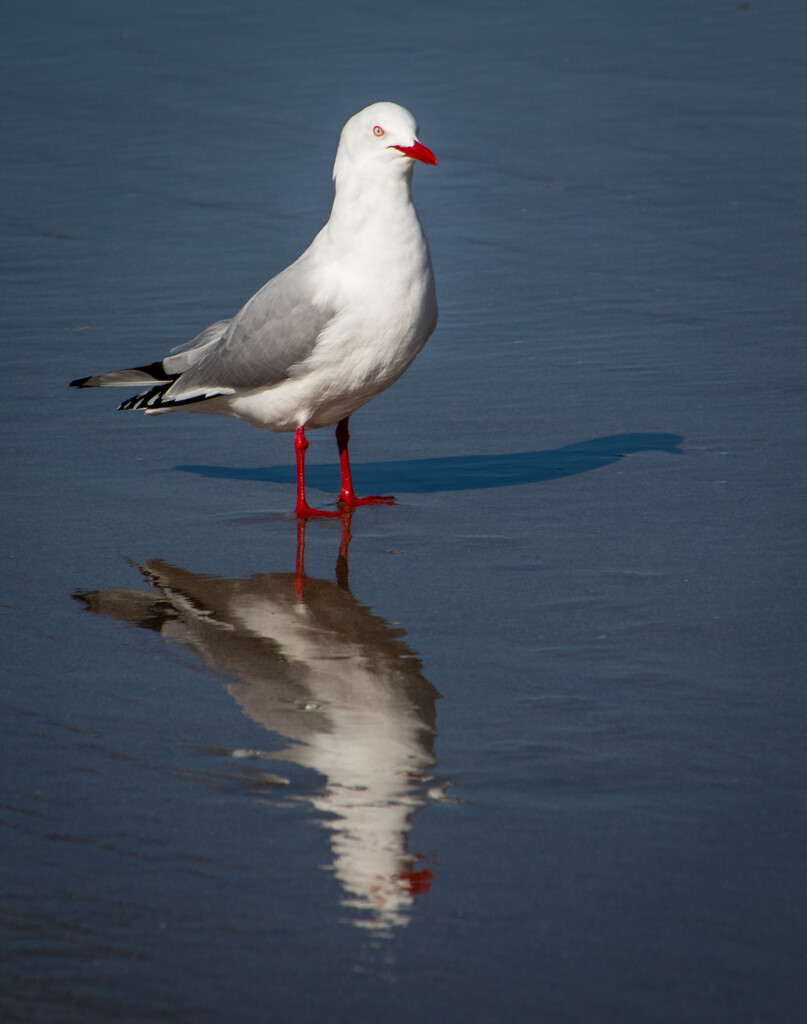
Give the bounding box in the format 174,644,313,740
373,125,385,137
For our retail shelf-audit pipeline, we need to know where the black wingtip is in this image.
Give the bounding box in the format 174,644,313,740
118,383,169,411
70,376,91,388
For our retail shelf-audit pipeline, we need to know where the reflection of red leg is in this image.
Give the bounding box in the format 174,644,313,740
335,417,395,507
335,510,353,588
339,510,354,561
296,511,353,596
294,519,307,600
294,426,340,519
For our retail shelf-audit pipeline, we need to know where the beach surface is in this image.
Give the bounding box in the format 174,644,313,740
2,1,806,1020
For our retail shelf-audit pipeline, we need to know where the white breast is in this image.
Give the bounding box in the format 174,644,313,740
227,202,437,433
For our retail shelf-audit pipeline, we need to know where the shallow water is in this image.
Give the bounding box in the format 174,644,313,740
3,1,806,1021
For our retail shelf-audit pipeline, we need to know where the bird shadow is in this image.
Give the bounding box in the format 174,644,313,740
175,432,683,495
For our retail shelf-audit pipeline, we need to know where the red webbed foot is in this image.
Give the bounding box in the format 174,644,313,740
337,491,396,508
295,500,342,519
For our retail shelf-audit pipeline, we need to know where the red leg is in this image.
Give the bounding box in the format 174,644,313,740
294,426,340,519
335,417,395,507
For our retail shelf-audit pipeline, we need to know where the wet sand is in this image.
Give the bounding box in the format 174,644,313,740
3,1,806,1020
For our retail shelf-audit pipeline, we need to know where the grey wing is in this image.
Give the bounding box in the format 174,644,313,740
162,262,334,402
164,319,232,374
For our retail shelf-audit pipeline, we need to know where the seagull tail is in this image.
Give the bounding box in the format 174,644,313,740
70,361,199,414
71,361,231,414
118,382,224,413
70,361,175,389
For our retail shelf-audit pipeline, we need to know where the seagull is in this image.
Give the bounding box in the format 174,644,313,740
71,101,438,518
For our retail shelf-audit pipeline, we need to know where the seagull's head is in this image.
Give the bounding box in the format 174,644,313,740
333,102,437,183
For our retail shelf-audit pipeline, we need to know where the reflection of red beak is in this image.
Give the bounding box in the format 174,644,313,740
392,141,438,166
399,868,434,894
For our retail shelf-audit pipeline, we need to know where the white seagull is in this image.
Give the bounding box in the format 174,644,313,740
71,101,438,518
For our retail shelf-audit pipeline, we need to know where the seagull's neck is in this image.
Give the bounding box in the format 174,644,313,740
324,164,421,254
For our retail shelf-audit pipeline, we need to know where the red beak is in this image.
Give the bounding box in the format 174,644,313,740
392,140,438,166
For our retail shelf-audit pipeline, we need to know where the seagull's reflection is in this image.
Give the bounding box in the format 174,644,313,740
75,514,443,934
